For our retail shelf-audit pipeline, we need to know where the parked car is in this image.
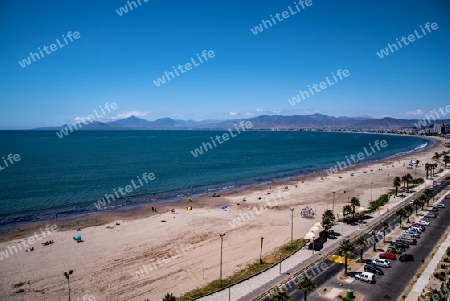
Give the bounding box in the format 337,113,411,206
445,194,450,199
387,246,402,254
371,258,391,268
402,231,420,238
408,226,422,233
434,203,445,208
411,223,426,231
424,212,437,218
364,264,384,275
379,252,396,260
418,220,430,225
399,254,415,262
355,272,376,283
392,241,409,249
397,236,418,244
431,207,439,212
389,242,406,251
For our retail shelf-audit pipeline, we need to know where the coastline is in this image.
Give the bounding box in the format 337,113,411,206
0,136,446,301
0,134,435,241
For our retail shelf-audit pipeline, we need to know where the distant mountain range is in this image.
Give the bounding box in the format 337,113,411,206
34,114,447,131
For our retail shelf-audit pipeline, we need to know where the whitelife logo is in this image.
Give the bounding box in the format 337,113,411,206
18,31,81,68
376,22,438,59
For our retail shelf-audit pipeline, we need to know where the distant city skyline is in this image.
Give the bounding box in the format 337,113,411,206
1,0,449,129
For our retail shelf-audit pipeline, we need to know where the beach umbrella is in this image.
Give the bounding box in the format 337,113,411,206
221,205,227,210
304,231,317,240
75,234,82,240
314,222,324,231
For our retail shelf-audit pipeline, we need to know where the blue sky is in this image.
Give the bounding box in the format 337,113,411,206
0,0,449,129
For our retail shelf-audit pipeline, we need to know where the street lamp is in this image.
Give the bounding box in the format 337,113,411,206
279,253,282,274
260,237,264,264
332,191,335,213
63,270,73,301
290,208,294,248
370,182,373,203
228,277,231,301
387,174,390,192
219,233,226,287
312,236,315,255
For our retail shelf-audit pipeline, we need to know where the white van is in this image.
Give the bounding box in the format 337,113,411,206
355,272,376,283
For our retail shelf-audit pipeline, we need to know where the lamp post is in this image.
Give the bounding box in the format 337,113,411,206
332,191,335,214
387,174,390,192
370,182,373,203
219,233,226,287
312,236,315,255
228,278,231,301
290,208,294,248
63,270,73,301
279,253,282,274
260,237,264,264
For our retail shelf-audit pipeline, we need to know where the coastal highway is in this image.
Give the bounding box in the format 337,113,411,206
246,177,450,301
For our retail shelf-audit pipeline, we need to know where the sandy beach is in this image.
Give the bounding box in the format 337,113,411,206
0,136,447,301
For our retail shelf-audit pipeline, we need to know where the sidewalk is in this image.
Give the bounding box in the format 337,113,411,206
199,223,359,301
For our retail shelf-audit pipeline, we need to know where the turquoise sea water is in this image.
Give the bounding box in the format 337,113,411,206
0,131,430,229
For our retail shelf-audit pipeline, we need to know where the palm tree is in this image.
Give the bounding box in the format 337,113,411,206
393,177,401,196
369,230,378,251
418,194,426,210
343,205,353,222
433,152,441,162
425,163,431,179
424,188,434,206
404,204,413,223
355,236,368,262
296,276,317,301
402,175,408,191
380,221,389,243
405,173,413,192
413,198,421,215
268,287,290,301
163,293,177,301
321,209,335,229
444,155,450,169
338,239,356,274
396,208,407,225
415,160,420,177
350,197,360,220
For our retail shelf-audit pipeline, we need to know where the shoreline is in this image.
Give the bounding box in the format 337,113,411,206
0,134,436,241
0,136,447,301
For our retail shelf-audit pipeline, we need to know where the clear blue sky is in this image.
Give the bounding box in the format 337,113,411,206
0,0,449,129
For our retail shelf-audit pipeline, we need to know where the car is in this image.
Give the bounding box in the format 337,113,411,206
371,258,391,268
379,252,396,260
431,207,439,212
355,272,376,283
364,264,384,275
445,194,450,199
389,243,406,251
408,227,422,234
399,254,415,262
392,241,409,249
398,235,419,243
402,231,420,238
425,212,437,218
411,223,426,231
434,203,445,208
418,220,430,225
437,182,442,186
387,246,402,254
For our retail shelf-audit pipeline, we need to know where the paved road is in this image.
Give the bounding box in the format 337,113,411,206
253,177,450,301
301,177,450,301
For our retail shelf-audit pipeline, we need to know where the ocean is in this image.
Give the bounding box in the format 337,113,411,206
0,130,430,229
